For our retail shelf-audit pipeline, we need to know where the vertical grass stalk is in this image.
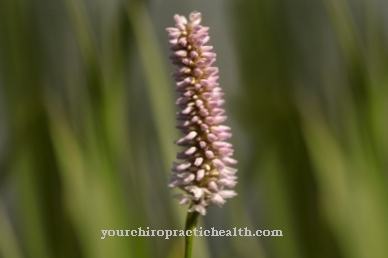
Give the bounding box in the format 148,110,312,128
184,211,199,258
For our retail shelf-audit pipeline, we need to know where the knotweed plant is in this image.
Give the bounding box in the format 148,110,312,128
167,11,238,258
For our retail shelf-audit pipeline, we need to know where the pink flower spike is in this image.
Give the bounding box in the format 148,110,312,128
167,11,238,216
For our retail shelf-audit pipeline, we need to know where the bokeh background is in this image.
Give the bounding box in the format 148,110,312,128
1,0,388,257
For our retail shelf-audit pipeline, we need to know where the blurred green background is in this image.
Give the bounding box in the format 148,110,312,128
1,0,388,257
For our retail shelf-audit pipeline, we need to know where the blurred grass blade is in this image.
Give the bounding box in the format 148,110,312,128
126,0,176,171
0,199,23,258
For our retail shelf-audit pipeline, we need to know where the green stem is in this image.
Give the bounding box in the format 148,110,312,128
184,211,200,258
